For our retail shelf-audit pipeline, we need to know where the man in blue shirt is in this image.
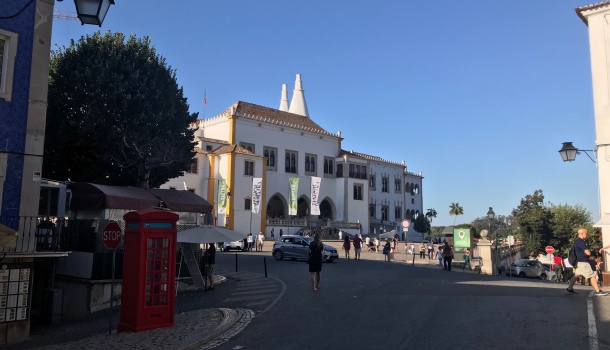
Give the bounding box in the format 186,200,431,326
566,228,607,296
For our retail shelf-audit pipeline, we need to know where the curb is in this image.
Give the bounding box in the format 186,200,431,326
185,308,254,350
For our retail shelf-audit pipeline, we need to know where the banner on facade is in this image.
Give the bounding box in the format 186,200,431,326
251,178,263,214
218,179,227,214
288,178,299,215
310,176,321,215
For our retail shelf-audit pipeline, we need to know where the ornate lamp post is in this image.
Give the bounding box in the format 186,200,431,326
487,207,497,274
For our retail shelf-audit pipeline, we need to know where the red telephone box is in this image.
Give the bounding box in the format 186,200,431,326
118,209,179,332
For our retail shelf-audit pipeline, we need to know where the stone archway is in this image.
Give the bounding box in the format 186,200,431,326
267,193,287,218
319,197,335,220
297,196,310,218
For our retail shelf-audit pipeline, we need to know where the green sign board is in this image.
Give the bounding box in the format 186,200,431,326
453,228,471,248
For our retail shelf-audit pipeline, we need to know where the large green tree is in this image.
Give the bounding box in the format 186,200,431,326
449,202,464,225
549,204,593,256
511,190,552,257
44,31,197,188
413,215,431,235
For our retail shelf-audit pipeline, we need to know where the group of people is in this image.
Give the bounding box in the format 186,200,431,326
244,232,266,252
566,228,609,296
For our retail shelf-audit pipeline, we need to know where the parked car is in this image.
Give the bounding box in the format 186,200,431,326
539,261,559,282
507,259,546,279
272,235,339,262
220,240,244,252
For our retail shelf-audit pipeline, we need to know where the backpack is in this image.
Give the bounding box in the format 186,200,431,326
568,244,577,266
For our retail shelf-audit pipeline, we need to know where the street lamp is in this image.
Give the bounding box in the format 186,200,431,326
487,207,497,274
73,0,114,26
558,142,596,163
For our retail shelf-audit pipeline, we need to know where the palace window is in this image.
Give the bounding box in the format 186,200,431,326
323,157,334,177
369,174,376,190
394,206,402,220
369,203,376,218
381,176,389,193
245,161,254,176
245,198,251,210
381,205,389,221
353,184,363,200
336,164,343,177
240,142,255,153
187,158,198,174
264,147,277,171
285,151,297,174
394,179,401,192
305,154,317,175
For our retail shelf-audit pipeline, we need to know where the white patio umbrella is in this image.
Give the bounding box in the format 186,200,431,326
177,225,246,244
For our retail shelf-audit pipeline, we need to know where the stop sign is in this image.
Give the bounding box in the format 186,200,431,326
102,222,123,250
545,245,554,254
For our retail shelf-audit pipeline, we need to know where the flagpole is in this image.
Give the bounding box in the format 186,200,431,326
249,178,253,235
203,90,207,119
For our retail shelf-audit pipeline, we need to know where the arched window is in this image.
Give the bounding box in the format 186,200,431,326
290,154,296,173
411,209,415,220
264,150,269,166
405,182,410,193
305,156,310,171
329,160,333,174
270,151,275,167
410,183,414,195
324,159,329,173
285,153,290,172
310,158,315,172
415,184,420,194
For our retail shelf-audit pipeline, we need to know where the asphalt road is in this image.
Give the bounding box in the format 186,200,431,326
210,247,610,350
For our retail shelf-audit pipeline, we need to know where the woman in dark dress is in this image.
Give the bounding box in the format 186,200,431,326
309,233,323,292
343,235,351,259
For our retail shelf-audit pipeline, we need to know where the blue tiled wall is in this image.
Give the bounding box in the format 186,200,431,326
0,0,35,217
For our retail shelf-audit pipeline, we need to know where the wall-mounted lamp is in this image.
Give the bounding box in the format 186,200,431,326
558,142,596,163
73,0,114,26
227,191,231,198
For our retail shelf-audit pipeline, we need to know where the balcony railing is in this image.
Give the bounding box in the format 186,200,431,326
0,217,88,253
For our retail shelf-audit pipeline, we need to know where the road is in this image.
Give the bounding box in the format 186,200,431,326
209,245,610,350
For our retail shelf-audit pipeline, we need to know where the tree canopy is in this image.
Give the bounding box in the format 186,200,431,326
44,31,197,188
413,215,431,235
511,190,553,256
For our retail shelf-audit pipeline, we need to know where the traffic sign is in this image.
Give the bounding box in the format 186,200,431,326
401,220,411,229
507,235,515,245
102,222,123,250
545,245,554,254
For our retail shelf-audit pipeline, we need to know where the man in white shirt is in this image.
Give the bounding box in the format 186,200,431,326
257,232,265,252
563,256,573,283
365,236,371,252
246,233,253,252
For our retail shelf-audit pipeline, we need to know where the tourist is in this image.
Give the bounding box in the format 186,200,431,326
308,233,324,292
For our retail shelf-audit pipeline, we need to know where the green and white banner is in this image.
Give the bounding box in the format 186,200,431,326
288,178,299,215
218,179,227,214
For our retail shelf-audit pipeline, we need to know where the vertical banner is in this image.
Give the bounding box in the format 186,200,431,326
251,178,263,214
288,178,299,215
218,179,227,214
310,176,321,215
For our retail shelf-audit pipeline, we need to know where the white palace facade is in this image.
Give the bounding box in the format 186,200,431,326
161,74,424,239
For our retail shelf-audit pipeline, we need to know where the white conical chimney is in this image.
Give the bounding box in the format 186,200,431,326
288,74,309,117
279,84,289,111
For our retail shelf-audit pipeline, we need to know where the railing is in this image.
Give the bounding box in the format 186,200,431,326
328,221,361,229
266,218,307,227
0,216,87,253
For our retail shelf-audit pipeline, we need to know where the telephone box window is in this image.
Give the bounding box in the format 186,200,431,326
145,237,170,306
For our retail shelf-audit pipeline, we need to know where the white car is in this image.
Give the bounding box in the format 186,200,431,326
221,240,244,252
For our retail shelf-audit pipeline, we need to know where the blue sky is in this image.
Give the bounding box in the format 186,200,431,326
51,1,599,226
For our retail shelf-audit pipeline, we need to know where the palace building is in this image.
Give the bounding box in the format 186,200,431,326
161,74,424,239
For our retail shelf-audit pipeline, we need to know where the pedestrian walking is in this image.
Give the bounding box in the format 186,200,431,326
271,228,275,240
553,254,564,282
391,236,398,260
564,255,574,283
246,233,254,252
436,245,443,268
463,248,471,271
419,242,426,259
338,230,343,241
203,243,216,291
353,234,362,260
374,237,379,253
365,236,371,252
342,235,351,259
308,233,323,292
383,239,391,262
427,241,434,259
442,242,453,271
257,231,265,252
279,228,283,238
566,228,608,296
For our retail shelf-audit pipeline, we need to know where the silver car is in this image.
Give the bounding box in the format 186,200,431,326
272,235,339,262
508,259,545,278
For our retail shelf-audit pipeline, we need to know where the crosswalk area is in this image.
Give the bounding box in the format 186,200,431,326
219,271,285,313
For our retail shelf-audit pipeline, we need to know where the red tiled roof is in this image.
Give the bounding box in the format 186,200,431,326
227,101,330,134
576,1,610,24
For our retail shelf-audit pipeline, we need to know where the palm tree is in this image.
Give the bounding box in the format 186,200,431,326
449,203,464,226
425,208,437,237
